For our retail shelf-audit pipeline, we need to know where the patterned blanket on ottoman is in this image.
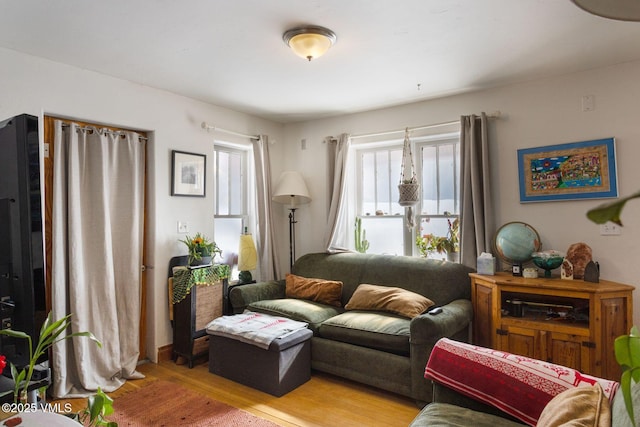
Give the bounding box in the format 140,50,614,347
206,311,308,349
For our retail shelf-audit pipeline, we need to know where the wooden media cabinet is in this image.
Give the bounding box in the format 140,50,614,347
470,272,634,380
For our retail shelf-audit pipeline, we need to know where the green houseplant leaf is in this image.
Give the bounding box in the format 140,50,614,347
587,190,640,225
79,387,117,427
615,326,640,423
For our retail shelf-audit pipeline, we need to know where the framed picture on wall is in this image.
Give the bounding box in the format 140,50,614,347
517,137,617,203
171,150,206,197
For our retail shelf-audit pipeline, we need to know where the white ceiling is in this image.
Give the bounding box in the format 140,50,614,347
2,0,640,123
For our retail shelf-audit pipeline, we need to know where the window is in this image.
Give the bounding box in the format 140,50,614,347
354,132,460,257
214,144,252,279
416,135,460,259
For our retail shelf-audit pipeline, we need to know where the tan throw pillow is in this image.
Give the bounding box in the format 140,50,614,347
285,273,343,307
344,284,434,319
536,383,611,427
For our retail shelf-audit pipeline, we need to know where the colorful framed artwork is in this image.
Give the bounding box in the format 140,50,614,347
171,150,206,197
517,138,617,203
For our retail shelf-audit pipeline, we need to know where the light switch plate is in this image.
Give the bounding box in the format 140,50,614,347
177,221,189,233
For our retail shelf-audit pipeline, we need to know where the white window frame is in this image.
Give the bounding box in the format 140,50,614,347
414,132,460,257
352,131,460,256
213,142,254,279
214,144,249,218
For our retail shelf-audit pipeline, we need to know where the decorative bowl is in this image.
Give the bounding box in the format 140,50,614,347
532,251,565,278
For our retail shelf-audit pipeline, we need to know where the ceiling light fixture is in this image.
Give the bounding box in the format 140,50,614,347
571,0,640,21
283,25,337,61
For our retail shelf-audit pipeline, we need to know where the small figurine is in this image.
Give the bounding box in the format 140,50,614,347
561,259,574,280
584,261,600,283
565,242,592,279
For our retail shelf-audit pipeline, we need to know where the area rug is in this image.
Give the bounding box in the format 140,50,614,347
110,380,280,426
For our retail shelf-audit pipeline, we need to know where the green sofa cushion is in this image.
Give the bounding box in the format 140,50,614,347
318,310,410,355
248,299,343,333
409,403,525,427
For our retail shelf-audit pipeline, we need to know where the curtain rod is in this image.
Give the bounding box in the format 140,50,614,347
349,111,502,141
61,123,148,141
201,122,260,141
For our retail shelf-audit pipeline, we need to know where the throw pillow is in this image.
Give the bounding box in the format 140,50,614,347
285,273,343,307
425,338,619,426
536,383,611,427
344,283,434,319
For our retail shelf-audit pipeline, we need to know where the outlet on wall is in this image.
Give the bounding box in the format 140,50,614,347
600,221,621,236
582,94,595,112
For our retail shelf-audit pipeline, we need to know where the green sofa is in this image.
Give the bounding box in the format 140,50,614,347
228,252,475,404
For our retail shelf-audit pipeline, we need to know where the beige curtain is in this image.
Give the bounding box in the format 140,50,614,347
253,135,280,280
459,113,493,268
325,133,351,252
51,121,145,398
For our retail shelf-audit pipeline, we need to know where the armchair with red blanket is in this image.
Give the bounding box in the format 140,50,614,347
409,338,640,427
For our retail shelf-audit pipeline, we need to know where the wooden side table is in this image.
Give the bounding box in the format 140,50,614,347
169,259,229,368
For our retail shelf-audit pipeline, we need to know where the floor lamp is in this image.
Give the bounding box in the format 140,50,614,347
273,171,311,270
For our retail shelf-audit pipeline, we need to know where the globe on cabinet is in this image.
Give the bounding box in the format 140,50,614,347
493,222,541,276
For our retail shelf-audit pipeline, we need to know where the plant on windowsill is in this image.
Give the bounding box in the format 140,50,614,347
354,217,369,254
179,232,222,266
416,217,459,259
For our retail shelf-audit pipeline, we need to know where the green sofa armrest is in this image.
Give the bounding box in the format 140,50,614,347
228,280,285,313
410,299,473,344
409,299,473,404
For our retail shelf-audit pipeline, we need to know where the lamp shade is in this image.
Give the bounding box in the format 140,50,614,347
272,171,312,207
238,233,257,271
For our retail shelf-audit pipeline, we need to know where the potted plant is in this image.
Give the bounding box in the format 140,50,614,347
354,217,370,254
179,232,222,266
0,312,101,404
75,387,117,427
0,313,118,426
398,176,420,207
588,194,640,424
615,325,640,424
416,217,459,261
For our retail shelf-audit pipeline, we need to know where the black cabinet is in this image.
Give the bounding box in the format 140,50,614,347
0,114,46,369
169,256,225,368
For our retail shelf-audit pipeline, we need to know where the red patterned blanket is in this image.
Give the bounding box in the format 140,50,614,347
424,338,618,426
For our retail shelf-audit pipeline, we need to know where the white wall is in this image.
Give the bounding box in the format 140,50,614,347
4,44,640,360
0,47,284,362
282,60,640,325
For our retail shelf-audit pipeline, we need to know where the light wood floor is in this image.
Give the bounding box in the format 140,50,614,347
52,359,421,426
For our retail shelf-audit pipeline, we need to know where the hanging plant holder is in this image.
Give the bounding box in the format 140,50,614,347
398,128,420,228
398,182,420,207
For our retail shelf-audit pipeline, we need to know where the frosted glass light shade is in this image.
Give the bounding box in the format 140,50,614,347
272,171,311,207
572,0,640,21
283,26,337,61
238,233,257,271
